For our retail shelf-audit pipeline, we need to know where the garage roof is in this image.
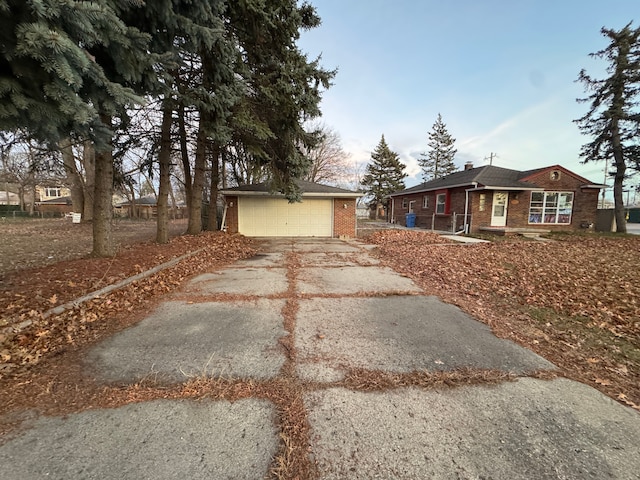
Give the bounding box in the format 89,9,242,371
221,179,361,197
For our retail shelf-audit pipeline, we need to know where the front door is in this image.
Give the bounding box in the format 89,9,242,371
491,191,508,227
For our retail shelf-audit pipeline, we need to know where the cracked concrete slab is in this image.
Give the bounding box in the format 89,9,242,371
293,241,362,253
295,296,554,380
87,300,286,383
235,252,285,267
299,252,380,267
185,268,288,296
0,399,278,480
305,379,640,479
297,266,422,295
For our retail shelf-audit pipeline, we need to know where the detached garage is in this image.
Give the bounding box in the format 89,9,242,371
221,180,361,238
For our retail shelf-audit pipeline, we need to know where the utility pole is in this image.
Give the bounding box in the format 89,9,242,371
484,152,497,165
601,162,608,209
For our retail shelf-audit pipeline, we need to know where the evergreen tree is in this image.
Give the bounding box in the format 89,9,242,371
122,0,235,241
418,113,458,181
225,0,335,200
575,23,640,234
0,0,146,146
361,135,406,219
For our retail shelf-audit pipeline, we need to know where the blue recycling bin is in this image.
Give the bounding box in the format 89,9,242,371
405,213,416,228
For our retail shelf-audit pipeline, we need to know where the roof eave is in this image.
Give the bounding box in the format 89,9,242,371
389,181,477,196
220,190,361,198
469,185,544,192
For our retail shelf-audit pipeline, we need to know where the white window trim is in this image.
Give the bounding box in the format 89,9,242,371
529,191,573,224
436,193,446,214
422,195,429,208
401,198,407,208
45,187,61,198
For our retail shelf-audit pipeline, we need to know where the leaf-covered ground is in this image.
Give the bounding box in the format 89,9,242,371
2,222,637,411
0,221,256,378
367,230,640,410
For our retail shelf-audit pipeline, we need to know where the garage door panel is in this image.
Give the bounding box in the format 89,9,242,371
238,198,332,237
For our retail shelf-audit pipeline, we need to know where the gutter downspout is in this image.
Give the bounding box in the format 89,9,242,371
463,182,477,234
220,200,228,232
390,197,395,224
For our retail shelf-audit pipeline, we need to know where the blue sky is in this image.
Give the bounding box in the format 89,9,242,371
299,0,639,191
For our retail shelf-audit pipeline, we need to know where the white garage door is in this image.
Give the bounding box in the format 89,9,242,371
238,197,332,237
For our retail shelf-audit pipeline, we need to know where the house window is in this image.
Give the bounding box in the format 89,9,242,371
422,195,429,208
402,198,407,209
479,194,486,212
529,191,573,224
408,200,416,213
436,193,447,214
45,187,61,198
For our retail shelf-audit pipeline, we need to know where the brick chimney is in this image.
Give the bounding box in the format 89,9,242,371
464,161,474,171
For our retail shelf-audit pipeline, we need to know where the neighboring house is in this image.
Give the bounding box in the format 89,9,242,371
36,195,73,215
0,191,20,205
36,185,71,202
115,195,187,219
220,180,361,238
389,164,605,234
115,195,157,219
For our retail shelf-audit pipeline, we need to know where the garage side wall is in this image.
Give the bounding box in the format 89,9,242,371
224,196,239,233
333,198,357,238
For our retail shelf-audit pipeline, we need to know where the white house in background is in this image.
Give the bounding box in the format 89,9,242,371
0,191,20,205
36,185,70,202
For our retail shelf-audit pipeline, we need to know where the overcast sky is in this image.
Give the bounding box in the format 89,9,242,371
299,0,639,192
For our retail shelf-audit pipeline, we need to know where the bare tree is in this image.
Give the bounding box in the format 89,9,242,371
301,123,349,185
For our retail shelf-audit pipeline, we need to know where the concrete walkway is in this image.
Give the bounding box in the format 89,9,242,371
1,238,639,479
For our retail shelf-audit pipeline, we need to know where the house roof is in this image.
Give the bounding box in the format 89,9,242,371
220,179,361,197
389,165,604,196
116,195,158,206
36,195,72,205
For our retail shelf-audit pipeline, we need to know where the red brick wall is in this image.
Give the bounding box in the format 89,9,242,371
519,168,600,230
467,168,601,232
333,198,357,238
224,195,239,233
36,204,73,215
391,188,468,231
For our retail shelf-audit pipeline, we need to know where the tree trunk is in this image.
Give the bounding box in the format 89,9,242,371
92,115,115,257
82,141,95,221
156,102,173,243
178,103,193,213
611,120,627,233
29,184,35,214
207,142,219,231
128,183,137,218
169,183,177,219
187,119,207,235
221,148,227,189
17,185,25,211
59,138,85,215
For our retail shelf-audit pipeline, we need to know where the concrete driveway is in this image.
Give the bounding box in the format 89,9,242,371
2,238,639,479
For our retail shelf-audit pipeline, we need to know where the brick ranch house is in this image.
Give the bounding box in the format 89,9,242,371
389,164,605,234
221,180,361,238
